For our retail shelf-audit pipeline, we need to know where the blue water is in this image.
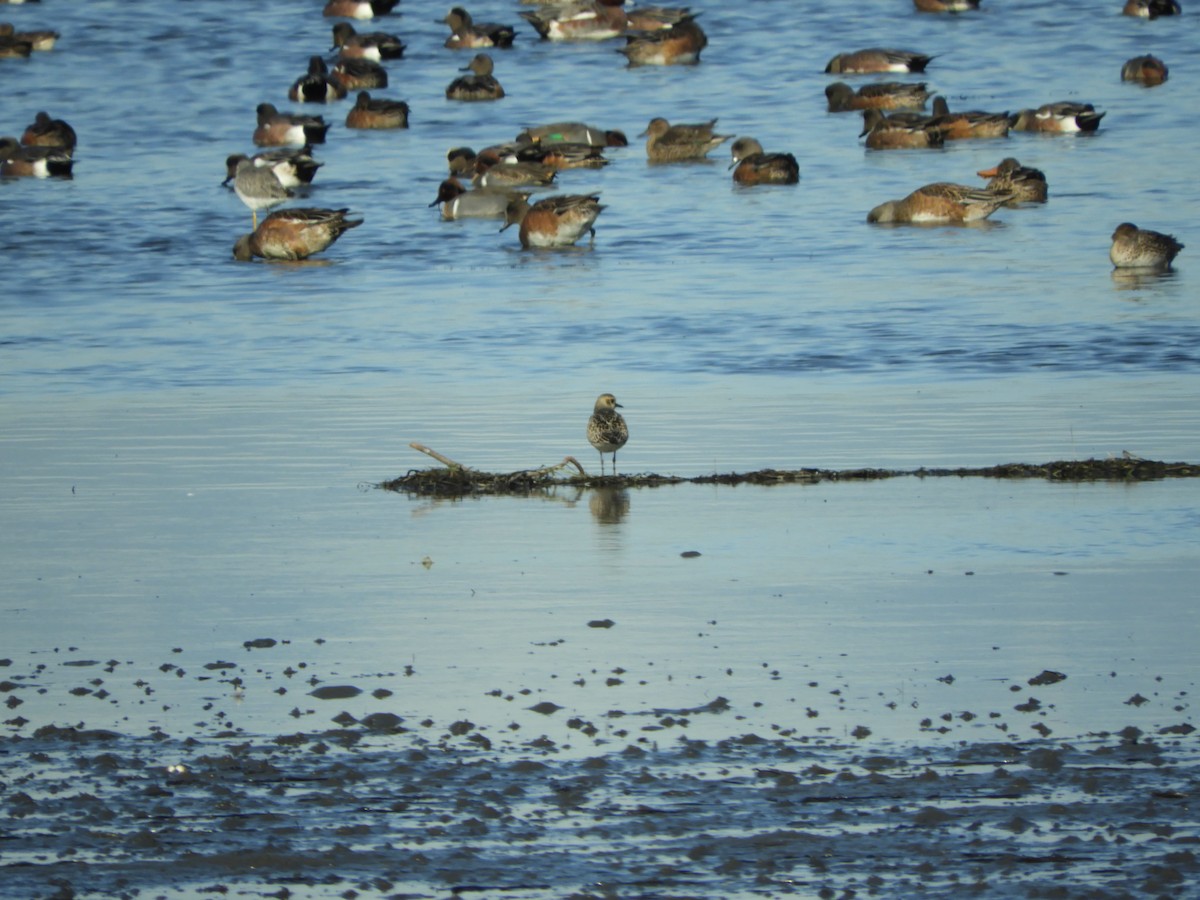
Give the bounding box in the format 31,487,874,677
3,0,1198,399
1,2,1198,897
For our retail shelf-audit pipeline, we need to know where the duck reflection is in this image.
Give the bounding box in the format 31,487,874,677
1111,267,1178,291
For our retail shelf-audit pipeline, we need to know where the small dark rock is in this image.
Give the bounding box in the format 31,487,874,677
309,685,362,700
1028,670,1067,686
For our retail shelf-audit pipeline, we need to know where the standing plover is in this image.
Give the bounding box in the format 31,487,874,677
587,394,628,475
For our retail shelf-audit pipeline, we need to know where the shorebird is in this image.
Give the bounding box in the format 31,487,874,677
223,148,322,190
232,157,291,229
587,393,628,475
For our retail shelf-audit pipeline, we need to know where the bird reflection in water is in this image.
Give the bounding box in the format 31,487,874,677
588,486,630,525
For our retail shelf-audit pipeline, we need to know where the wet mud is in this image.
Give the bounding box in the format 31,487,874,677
2,645,1196,899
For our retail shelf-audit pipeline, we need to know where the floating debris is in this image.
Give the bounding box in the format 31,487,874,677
380,449,1200,498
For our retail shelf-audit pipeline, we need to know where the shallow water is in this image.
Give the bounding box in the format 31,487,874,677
2,0,1199,897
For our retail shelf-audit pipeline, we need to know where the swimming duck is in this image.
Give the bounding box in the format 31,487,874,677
521,0,627,42
322,0,399,20
511,140,610,170
474,159,557,190
234,208,363,262
445,54,505,101
20,111,76,153
860,109,945,149
1122,0,1181,17
619,17,706,66
330,22,404,60
1121,55,1168,86
0,136,72,177
442,7,516,49
913,0,980,11
728,137,799,185
867,182,1011,224
1109,223,1184,269
518,122,628,148
826,81,930,112
253,103,329,146
288,56,348,103
927,96,1010,139
331,57,388,90
642,117,733,161
501,193,605,248
345,91,409,129
1010,102,1105,133
0,21,57,50
825,48,933,74
976,158,1047,204
429,178,517,220
0,32,30,56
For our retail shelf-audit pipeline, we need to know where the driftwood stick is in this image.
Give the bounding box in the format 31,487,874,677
409,442,468,470
506,456,587,480
539,455,585,477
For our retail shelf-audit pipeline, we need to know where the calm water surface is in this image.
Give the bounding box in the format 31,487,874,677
1,1,1198,897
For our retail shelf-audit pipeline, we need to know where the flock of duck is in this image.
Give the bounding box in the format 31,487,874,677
1,0,1186,271
207,0,800,256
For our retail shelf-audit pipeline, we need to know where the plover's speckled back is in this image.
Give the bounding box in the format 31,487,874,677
587,393,628,475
